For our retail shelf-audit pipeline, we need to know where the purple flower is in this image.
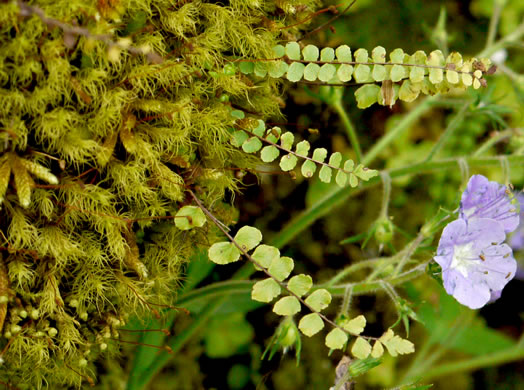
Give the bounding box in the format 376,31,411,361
508,193,524,251
434,218,516,309
460,175,520,234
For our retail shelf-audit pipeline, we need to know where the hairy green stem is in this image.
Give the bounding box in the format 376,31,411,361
477,20,524,58
332,100,362,163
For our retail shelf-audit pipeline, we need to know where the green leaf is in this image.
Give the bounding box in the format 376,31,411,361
301,160,316,178
298,313,324,337
320,47,335,62
379,329,414,357
446,69,459,84
285,42,301,60
175,206,206,230
390,48,405,63
295,140,310,157
325,328,348,350
279,154,298,171
343,159,354,171
335,170,348,187
371,340,384,358
399,80,421,102
351,337,371,359
318,165,332,183
328,152,342,168
428,68,443,84
239,62,254,74
355,84,380,109
312,148,328,162
273,45,285,58
252,244,280,269
286,62,305,82
304,289,331,312
252,278,281,303
354,48,368,63
410,67,425,83
302,44,319,61
268,61,289,78
234,226,263,251
337,64,353,82
252,119,266,137
254,62,267,77
371,46,386,62
280,132,294,149
231,110,245,120
268,256,294,282
354,64,371,83
287,274,312,297
318,64,336,82
208,242,241,264
231,130,249,147
242,137,262,153
349,173,358,188
260,146,280,162
335,45,352,62
372,65,387,82
390,64,407,82
273,296,301,316
343,315,366,335
353,164,379,181
265,126,281,143
304,63,320,81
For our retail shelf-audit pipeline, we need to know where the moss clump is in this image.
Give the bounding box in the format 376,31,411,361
0,0,319,387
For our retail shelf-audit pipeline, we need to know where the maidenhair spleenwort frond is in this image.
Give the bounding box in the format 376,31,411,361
189,190,414,359
233,43,495,108
227,111,379,187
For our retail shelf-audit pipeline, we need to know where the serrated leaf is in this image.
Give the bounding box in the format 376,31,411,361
371,341,384,358
242,137,263,153
285,42,301,60
304,63,320,81
261,146,280,162
351,337,371,359
343,315,366,335
252,244,280,269
268,61,288,78
379,328,394,343
234,226,262,251
175,206,206,230
287,274,312,297
335,171,348,187
320,47,335,62
279,154,298,171
252,119,266,137
381,332,415,357
268,256,294,282
286,62,305,82
355,84,380,109
318,64,336,82
353,164,379,181
337,64,353,82
273,296,301,316
302,45,319,61
312,148,328,162
325,328,348,350
295,140,310,157
252,278,281,303
328,152,342,168
254,62,268,77
304,289,331,312
301,160,316,178
335,45,352,62
231,110,245,120
239,61,254,74
318,165,332,183
298,313,324,337
208,242,241,264
280,132,294,149
354,65,371,83
231,130,249,147
273,45,285,58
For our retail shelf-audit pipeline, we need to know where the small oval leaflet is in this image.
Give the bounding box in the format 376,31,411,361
268,256,294,282
251,244,280,269
252,278,281,303
234,226,262,251
298,313,324,337
208,242,241,264
175,206,206,230
287,274,312,297
325,328,348,350
352,337,372,359
273,296,301,316
304,289,332,312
